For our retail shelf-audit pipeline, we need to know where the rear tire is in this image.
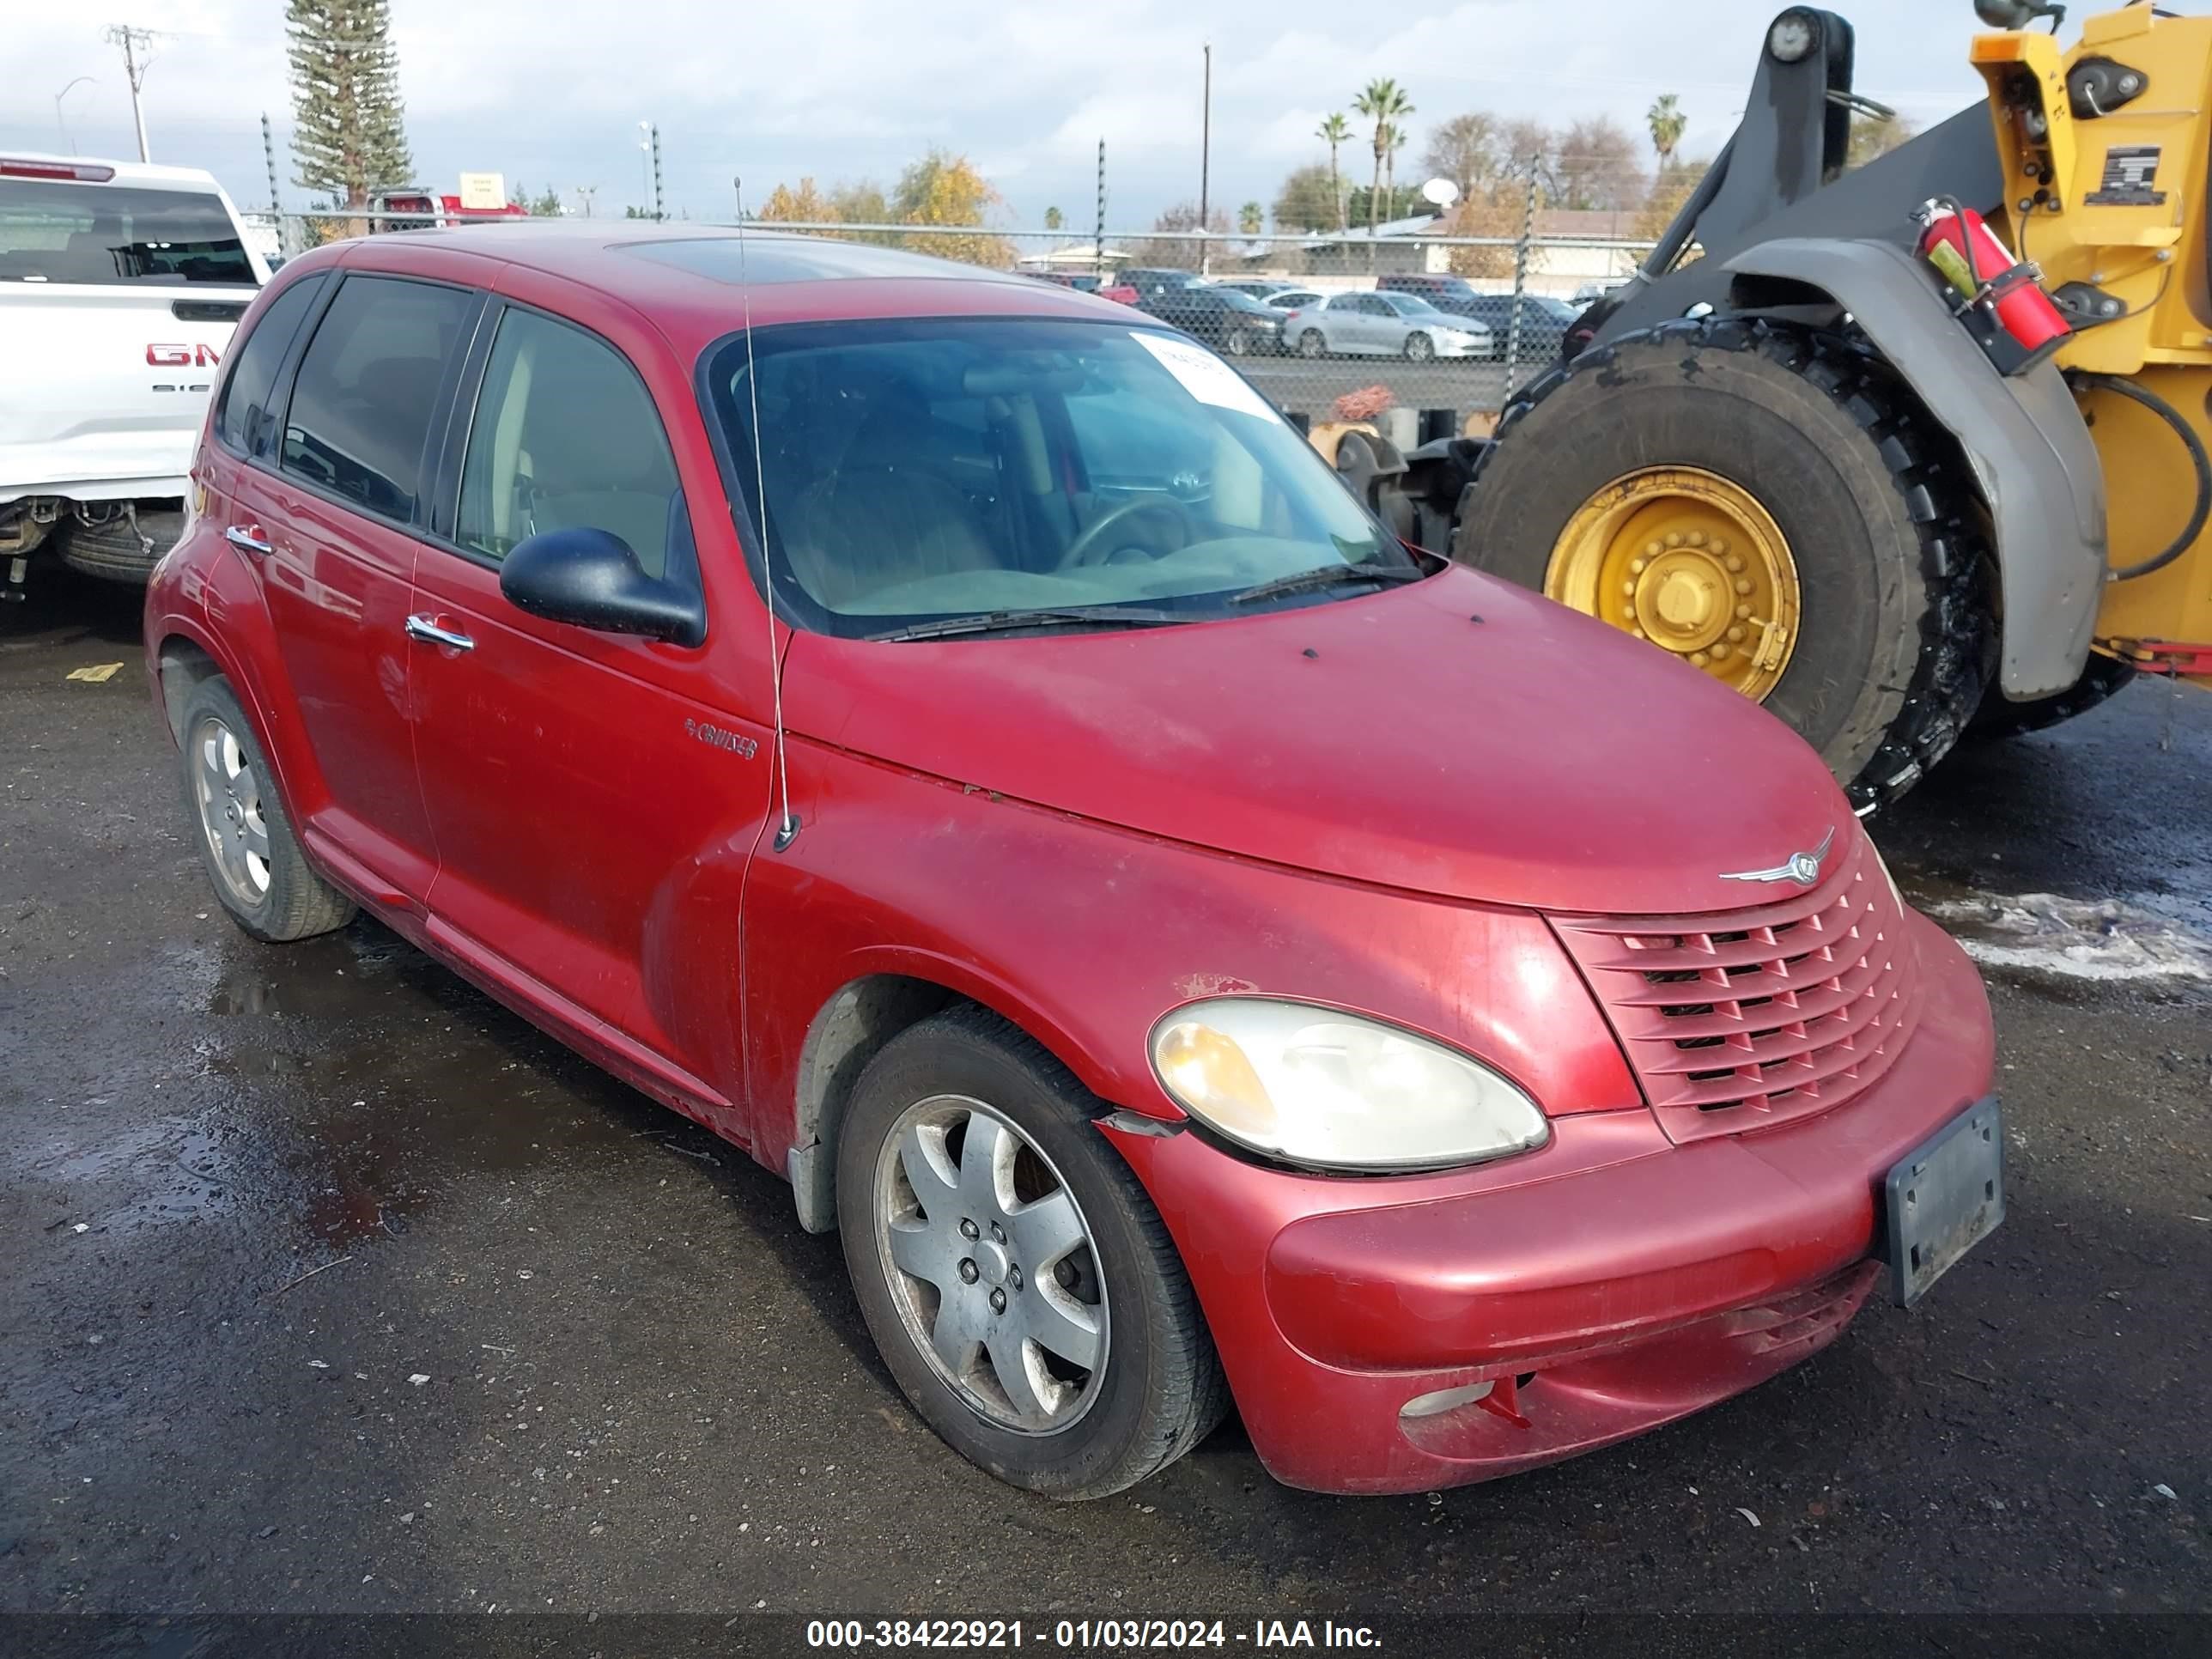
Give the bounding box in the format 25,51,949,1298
60,504,185,585
1455,318,1992,811
1298,330,1327,359
1968,653,2136,740
179,678,356,943
836,1006,1228,1498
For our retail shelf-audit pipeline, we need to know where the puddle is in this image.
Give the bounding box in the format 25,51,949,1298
1923,892,2212,983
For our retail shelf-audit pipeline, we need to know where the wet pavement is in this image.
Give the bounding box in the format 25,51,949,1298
3,570,2209,1636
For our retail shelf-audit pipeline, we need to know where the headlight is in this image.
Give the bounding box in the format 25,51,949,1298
1767,9,1817,62
1149,998,1549,1172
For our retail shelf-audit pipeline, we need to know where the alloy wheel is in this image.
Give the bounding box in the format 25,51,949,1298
191,713,272,906
873,1094,1109,1435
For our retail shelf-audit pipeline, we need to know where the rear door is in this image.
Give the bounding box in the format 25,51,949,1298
233,270,483,905
0,169,262,502
1331,295,1379,353
406,295,771,1101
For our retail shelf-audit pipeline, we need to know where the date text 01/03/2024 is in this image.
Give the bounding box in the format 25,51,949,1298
805,1619,1384,1650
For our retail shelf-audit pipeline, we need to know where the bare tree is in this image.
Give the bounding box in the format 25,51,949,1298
1556,116,1646,211
1423,112,1503,200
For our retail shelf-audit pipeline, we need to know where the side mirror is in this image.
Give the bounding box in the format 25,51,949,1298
500,526,705,647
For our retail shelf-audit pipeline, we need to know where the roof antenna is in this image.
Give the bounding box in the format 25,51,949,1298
734,174,799,853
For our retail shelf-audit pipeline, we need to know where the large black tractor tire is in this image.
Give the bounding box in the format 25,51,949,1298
1455,318,1994,812
1966,653,2136,740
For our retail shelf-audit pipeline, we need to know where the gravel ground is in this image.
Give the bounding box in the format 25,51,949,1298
3,570,2207,1653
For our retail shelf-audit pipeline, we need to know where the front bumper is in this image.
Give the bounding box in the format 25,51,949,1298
1102,911,1996,1494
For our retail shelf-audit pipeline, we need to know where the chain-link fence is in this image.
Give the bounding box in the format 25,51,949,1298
246,209,1652,434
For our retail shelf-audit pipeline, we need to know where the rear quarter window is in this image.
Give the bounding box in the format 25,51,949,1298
214,274,327,457
280,275,477,522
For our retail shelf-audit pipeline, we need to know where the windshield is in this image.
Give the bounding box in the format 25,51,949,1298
0,180,255,285
705,317,1409,637
1382,294,1455,319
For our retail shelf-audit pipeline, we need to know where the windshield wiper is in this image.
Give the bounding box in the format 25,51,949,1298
1229,561,1424,606
867,605,1184,642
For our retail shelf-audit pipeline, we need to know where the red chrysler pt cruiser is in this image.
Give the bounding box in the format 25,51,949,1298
144,225,2002,1498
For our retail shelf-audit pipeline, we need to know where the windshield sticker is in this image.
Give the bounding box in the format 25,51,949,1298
1131,331,1278,422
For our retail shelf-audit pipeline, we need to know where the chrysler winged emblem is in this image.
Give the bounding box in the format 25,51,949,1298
1718,826,1835,887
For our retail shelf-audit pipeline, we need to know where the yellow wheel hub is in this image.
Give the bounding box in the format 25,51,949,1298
1545,466,1802,701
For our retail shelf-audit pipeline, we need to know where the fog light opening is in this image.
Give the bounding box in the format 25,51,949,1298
1400,1379,1495,1420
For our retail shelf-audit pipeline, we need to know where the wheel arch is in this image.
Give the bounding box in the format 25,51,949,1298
783,967,1119,1235
1719,237,2106,700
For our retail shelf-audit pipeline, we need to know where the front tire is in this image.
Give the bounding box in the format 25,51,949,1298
1456,319,1991,811
1224,328,1250,357
836,1006,1227,1499
179,678,356,942
1404,331,1434,362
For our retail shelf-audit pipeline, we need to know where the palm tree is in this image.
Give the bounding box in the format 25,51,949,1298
1238,200,1264,236
1316,112,1351,230
1044,205,1064,231
1646,94,1686,170
1352,79,1414,235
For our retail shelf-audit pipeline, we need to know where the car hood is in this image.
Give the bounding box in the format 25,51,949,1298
782,566,1856,915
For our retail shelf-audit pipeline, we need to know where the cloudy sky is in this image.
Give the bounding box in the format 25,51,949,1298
7,0,1996,231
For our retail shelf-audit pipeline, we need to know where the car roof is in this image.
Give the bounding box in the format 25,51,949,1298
287,222,1139,361
0,151,227,192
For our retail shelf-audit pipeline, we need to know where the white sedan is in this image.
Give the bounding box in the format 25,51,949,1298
1283,291,1494,361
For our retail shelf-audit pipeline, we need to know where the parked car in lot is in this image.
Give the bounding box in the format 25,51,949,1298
1135,283,1285,356
1283,290,1493,360
1376,275,1578,360
1115,267,1201,302
1025,269,1138,305
2,153,265,596
1204,279,1290,301
149,224,2002,1499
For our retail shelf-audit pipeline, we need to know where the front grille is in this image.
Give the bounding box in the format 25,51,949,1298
1553,830,1919,1144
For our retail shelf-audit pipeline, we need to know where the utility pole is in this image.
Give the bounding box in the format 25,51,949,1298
103,25,155,161
1094,138,1106,279
637,121,652,217
1197,43,1212,275
260,112,279,213
651,125,665,222
1504,155,1541,393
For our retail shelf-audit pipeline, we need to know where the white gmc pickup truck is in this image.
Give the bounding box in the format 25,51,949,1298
1,154,267,599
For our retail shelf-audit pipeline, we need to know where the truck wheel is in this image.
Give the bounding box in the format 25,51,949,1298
836,1006,1229,1498
61,506,185,584
179,678,357,942
1455,318,1992,811
1967,653,2135,740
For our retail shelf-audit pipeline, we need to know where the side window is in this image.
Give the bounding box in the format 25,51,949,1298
455,307,681,577
213,273,325,457
282,275,476,522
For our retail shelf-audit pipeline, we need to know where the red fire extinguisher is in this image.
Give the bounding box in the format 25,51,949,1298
1915,198,2071,371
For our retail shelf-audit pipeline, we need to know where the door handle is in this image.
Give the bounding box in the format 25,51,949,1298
404,614,475,652
224,524,272,557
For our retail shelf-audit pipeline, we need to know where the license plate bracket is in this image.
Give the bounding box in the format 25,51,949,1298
1882,1097,2005,1308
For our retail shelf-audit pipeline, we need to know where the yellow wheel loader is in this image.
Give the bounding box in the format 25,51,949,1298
1416,2,2212,811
